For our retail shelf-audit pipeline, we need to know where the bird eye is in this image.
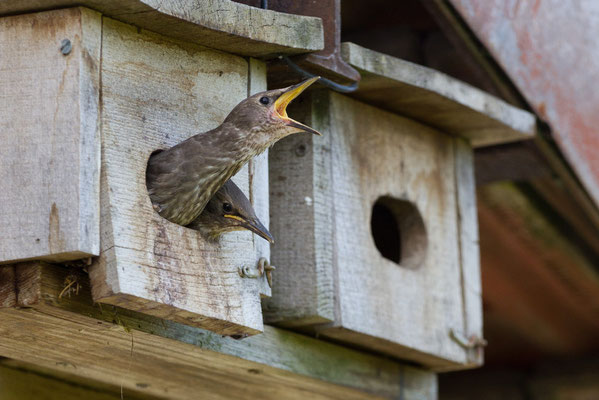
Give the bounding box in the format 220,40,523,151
222,202,233,213
259,96,270,105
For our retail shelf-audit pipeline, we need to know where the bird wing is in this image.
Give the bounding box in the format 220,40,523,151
146,129,243,225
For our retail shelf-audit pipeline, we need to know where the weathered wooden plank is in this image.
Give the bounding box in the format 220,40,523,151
248,58,271,299
0,361,154,400
341,42,536,147
4,261,436,399
0,0,324,58
0,8,101,264
454,139,484,367
15,262,43,307
88,17,270,335
265,92,336,326
268,91,479,370
0,266,16,308
0,307,385,400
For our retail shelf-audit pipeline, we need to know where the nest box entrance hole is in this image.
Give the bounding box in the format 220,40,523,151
370,196,427,269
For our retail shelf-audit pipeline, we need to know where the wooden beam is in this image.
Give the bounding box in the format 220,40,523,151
0,0,324,58
341,42,535,147
0,262,437,399
454,139,484,367
0,307,382,400
0,266,16,307
0,361,154,400
0,8,102,264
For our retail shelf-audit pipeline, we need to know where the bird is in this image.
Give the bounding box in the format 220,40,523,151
146,76,321,226
187,179,273,244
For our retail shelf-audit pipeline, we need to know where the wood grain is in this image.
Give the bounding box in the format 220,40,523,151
89,17,269,335
248,58,271,299
265,92,336,326
0,262,437,399
0,266,16,308
454,139,484,367
0,8,101,264
0,0,324,58
15,262,43,307
0,307,384,400
268,91,481,370
341,42,535,147
0,362,153,400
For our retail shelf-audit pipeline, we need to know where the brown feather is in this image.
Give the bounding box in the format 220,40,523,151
146,80,318,226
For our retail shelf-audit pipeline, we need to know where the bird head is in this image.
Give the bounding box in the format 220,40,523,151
224,77,322,141
187,180,274,244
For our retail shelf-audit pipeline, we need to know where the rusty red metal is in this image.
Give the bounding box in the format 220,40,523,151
449,0,599,209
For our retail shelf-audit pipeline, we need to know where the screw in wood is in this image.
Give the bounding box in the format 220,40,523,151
60,38,72,55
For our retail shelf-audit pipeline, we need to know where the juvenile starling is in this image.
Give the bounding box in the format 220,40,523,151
146,77,321,226
187,179,273,243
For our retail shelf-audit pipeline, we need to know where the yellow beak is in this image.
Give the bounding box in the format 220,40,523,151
274,76,322,136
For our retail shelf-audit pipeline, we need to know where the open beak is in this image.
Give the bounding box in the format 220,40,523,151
274,76,322,136
225,214,274,244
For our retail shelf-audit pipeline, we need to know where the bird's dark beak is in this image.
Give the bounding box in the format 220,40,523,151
274,76,322,136
243,218,275,244
225,214,274,243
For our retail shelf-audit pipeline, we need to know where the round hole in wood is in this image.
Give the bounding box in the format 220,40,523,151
370,197,427,269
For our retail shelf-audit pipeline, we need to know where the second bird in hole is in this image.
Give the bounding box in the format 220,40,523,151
187,179,273,244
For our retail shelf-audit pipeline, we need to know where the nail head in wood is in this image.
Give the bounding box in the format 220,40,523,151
60,38,72,55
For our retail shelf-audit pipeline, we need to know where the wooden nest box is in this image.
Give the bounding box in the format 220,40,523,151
265,43,535,371
0,3,536,375
0,6,323,337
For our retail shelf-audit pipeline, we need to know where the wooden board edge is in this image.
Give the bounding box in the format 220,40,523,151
248,57,272,299
0,306,382,400
0,360,157,400
310,90,339,323
454,138,485,367
77,6,102,257
340,42,536,145
262,89,336,325
315,323,477,373
95,291,263,337
0,0,324,58
0,265,17,308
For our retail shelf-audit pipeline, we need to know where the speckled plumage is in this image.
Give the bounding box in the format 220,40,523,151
146,78,320,226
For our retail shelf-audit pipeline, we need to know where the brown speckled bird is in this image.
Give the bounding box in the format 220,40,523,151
187,179,273,243
146,77,321,226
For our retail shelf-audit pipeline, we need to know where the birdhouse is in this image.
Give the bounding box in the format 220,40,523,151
265,43,536,371
0,6,323,337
